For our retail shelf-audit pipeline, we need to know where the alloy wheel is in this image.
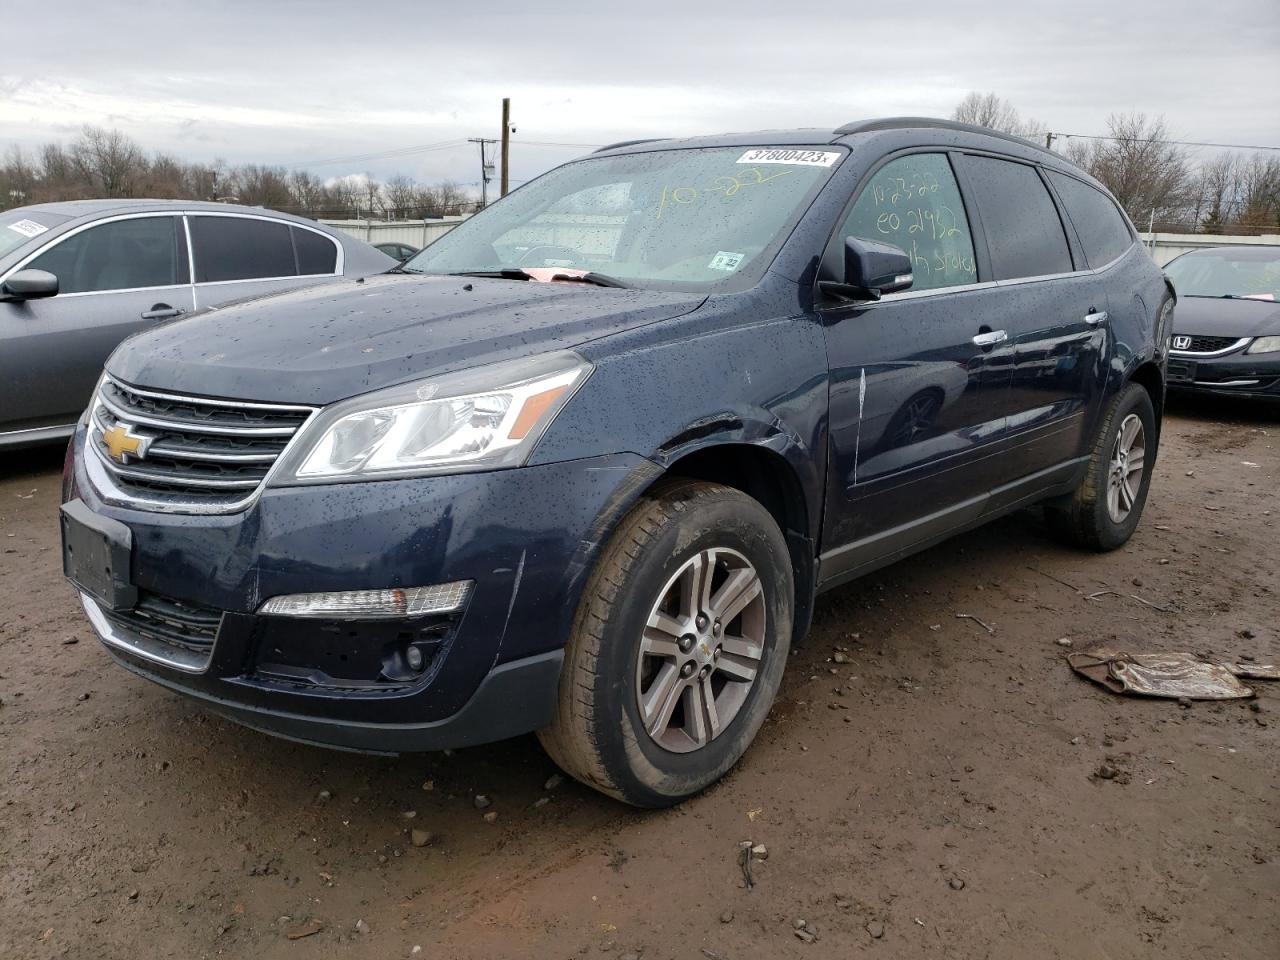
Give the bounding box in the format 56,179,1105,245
635,548,766,753
1106,413,1146,524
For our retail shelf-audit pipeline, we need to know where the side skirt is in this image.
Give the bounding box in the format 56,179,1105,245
814,457,1087,594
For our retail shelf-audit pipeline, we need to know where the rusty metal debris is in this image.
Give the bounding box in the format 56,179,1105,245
1067,647,1278,700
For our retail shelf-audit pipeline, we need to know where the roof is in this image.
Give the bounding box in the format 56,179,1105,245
17,198,325,226
1175,245,1280,261
592,117,1053,157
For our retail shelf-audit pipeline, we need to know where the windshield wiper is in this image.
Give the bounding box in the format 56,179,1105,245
446,268,629,288
550,271,629,289
1184,293,1272,300
447,268,534,281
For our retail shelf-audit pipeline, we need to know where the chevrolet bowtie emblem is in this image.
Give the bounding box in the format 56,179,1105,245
102,423,151,463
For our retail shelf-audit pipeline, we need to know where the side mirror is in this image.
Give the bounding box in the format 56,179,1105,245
1,268,59,302
820,238,914,302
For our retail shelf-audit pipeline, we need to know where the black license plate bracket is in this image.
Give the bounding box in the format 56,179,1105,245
61,499,137,611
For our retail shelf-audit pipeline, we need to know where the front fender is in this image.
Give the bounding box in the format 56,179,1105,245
529,288,830,543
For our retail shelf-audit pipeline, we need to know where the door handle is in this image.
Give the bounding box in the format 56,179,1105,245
1084,310,1108,326
972,330,1008,348
141,304,184,320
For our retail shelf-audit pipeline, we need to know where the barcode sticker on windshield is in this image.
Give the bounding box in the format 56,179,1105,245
708,251,744,272
737,149,840,167
7,219,48,238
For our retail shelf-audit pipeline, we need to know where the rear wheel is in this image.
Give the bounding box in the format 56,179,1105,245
1045,382,1157,550
538,480,793,807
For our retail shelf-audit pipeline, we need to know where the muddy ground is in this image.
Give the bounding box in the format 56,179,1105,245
1,397,1276,960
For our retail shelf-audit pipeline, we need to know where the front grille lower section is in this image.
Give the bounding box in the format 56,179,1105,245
101,590,223,655
89,376,315,512
1173,335,1249,355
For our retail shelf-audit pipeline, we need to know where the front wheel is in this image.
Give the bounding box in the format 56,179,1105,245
538,480,793,807
1045,382,1158,551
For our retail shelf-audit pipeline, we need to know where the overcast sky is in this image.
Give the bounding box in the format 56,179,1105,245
3,0,1277,193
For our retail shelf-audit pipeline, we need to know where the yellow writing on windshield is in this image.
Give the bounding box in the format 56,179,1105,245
654,168,793,219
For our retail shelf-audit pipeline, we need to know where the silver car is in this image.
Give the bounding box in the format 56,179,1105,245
0,200,396,449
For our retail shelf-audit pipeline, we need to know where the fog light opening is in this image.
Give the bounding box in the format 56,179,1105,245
405,644,426,672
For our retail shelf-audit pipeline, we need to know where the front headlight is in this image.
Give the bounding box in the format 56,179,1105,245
274,351,591,483
1245,336,1280,355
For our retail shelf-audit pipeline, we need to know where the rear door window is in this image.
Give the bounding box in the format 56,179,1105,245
25,216,186,294
190,216,297,283
292,226,339,275
959,156,1073,280
838,153,978,291
1046,172,1134,268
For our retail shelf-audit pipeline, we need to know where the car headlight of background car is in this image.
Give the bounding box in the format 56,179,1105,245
1245,336,1280,355
273,351,591,483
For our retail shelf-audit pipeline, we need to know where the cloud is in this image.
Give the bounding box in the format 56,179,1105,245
2,0,1277,188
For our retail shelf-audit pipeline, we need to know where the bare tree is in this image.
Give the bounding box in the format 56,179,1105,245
383,174,420,218
952,92,1046,141
69,126,145,197
1194,154,1237,234
0,125,477,218
1066,113,1193,229
1236,154,1280,235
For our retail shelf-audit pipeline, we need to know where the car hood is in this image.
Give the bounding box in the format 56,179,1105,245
1171,296,1280,339
107,274,705,405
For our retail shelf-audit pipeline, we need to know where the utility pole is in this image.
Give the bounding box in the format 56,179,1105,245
1044,131,1055,151
468,137,498,208
500,98,512,197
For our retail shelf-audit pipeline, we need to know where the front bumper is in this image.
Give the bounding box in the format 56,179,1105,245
65,420,659,751
1167,349,1280,399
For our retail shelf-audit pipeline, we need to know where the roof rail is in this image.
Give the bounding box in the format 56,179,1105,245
833,117,1048,153
593,138,670,154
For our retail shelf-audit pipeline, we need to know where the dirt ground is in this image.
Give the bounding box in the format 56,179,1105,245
1,397,1276,960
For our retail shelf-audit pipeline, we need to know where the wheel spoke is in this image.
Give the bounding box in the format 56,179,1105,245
684,683,708,746
678,550,715,620
641,662,684,737
716,652,758,683
708,568,762,627
640,626,683,659
720,633,763,661
1119,476,1135,510
1121,416,1141,450
1107,480,1122,520
1126,451,1145,477
683,676,721,747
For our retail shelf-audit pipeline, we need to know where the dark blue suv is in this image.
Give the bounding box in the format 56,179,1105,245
61,119,1173,806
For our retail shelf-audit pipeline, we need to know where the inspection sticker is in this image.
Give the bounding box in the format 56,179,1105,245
708,251,745,272
6,219,48,238
737,148,840,167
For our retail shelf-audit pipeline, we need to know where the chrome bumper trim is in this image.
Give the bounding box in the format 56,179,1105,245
80,592,212,674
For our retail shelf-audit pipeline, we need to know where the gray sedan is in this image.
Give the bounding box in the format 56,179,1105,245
0,200,396,449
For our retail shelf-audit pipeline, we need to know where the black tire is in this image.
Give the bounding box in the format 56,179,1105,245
1045,382,1158,551
538,480,793,807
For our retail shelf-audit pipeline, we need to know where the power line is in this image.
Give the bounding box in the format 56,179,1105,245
514,140,605,148
267,139,470,168
1051,133,1280,152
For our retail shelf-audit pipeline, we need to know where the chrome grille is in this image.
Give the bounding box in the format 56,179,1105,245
1171,335,1250,356
89,376,315,512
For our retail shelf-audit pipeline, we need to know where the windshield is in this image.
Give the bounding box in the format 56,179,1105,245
402,146,845,291
1165,250,1280,301
0,210,70,260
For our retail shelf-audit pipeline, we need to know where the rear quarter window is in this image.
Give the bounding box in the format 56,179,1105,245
292,226,338,275
1047,172,1134,268
959,155,1073,280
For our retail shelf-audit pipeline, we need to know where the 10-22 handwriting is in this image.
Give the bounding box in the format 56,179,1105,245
654,167,793,219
